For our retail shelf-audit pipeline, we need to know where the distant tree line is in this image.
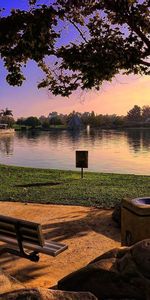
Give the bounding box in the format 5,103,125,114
1,105,150,129
127,105,150,123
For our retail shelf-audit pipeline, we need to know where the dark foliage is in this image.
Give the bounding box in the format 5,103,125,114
0,1,150,97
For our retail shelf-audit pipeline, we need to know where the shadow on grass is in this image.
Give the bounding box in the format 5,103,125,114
43,208,120,243
14,182,62,188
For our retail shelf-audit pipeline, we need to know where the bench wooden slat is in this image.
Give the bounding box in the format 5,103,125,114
0,230,17,239
0,229,44,247
0,230,42,246
0,216,44,247
0,222,15,231
45,240,67,250
0,215,41,228
0,235,68,257
0,223,40,239
44,242,68,256
20,228,40,237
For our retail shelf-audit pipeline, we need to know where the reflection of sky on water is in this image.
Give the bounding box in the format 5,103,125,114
0,129,150,175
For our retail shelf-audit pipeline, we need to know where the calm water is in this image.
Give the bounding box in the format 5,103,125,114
0,128,150,175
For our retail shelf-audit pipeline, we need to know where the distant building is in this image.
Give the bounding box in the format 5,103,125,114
68,114,82,130
0,124,8,129
0,123,14,134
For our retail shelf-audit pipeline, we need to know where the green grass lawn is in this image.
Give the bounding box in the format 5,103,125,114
0,164,150,208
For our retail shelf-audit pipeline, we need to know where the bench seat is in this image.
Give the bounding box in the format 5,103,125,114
0,235,68,257
0,215,68,261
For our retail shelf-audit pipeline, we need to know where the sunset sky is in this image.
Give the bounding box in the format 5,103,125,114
1,0,150,119
1,60,150,119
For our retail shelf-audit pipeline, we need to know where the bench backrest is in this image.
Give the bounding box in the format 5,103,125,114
0,215,44,247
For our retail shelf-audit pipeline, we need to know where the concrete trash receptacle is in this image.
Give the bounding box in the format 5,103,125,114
121,197,150,246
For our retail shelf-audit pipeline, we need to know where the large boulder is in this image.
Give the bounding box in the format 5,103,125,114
0,267,97,300
0,288,97,300
58,239,150,300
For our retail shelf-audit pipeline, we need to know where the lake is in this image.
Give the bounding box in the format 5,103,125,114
0,128,150,175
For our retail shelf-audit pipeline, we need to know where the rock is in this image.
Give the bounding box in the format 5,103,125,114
58,239,150,300
88,247,128,264
131,239,150,278
112,202,121,227
0,288,98,300
0,268,97,299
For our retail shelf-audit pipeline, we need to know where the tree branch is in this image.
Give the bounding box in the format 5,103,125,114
104,1,150,50
139,59,150,67
67,19,88,43
130,25,150,49
142,48,150,59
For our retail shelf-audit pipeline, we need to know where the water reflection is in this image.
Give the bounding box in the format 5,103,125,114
126,130,142,153
126,129,150,153
0,128,150,175
141,130,150,151
0,134,14,156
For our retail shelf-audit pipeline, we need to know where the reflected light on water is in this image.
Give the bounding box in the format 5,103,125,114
86,125,90,135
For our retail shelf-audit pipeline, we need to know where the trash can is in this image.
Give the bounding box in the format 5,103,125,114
121,197,150,246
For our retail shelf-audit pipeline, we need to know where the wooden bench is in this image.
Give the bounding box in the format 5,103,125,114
0,215,68,262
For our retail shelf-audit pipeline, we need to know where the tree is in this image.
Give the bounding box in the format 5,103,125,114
24,116,41,128
0,108,14,127
142,105,150,121
0,108,13,117
49,116,63,126
81,112,91,126
0,116,15,127
0,0,150,96
127,105,141,122
16,117,26,125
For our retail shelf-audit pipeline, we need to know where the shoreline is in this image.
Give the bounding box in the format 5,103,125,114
0,128,15,134
14,126,150,131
